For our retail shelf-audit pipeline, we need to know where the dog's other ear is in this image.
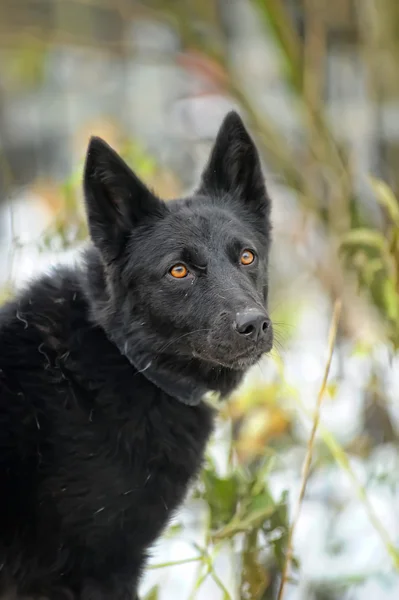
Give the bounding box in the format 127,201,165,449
198,111,269,215
83,137,166,260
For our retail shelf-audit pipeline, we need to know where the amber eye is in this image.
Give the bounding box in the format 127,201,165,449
170,264,188,279
240,249,255,265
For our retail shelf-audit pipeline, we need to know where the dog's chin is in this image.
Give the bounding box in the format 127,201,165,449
230,352,264,370
195,347,267,371
227,350,266,371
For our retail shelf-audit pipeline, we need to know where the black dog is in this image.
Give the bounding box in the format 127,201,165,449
0,111,273,600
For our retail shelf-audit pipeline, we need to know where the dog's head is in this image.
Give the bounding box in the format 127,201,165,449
83,112,273,404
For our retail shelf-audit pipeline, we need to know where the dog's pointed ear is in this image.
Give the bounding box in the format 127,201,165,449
198,111,269,215
83,137,166,259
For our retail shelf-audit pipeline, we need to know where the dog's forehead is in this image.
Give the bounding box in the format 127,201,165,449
165,197,244,240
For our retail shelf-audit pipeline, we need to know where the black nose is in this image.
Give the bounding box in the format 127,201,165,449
234,310,270,341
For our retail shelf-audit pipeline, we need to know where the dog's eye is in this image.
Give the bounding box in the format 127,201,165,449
240,249,255,265
170,264,189,279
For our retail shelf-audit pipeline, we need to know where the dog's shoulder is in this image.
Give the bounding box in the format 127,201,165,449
0,264,132,404
0,266,83,349
0,267,87,448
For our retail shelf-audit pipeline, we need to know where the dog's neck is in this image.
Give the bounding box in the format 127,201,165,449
80,247,242,406
109,336,208,406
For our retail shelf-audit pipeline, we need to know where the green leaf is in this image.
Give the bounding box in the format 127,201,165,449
266,492,290,571
122,141,158,180
382,278,399,322
340,229,389,254
240,529,269,599
0,284,13,304
251,457,276,497
165,522,183,538
351,341,373,357
362,258,384,286
247,490,275,515
214,492,276,540
202,469,239,529
144,585,159,600
369,176,399,226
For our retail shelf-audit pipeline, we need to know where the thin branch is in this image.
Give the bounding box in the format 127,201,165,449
274,355,399,572
148,555,203,570
277,298,342,600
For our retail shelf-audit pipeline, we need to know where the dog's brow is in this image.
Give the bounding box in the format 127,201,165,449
227,237,255,254
182,246,207,268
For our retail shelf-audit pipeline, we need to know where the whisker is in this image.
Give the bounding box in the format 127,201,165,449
158,328,212,353
256,361,268,379
272,321,295,330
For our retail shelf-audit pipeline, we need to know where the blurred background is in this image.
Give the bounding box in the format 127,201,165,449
1,1,399,599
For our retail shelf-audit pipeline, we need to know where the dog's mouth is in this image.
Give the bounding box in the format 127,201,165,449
230,349,265,369
227,347,270,370
193,345,270,371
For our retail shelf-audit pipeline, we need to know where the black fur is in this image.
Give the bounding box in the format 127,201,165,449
0,112,273,599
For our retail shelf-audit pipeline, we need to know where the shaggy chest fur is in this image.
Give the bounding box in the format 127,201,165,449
0,272,214,598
